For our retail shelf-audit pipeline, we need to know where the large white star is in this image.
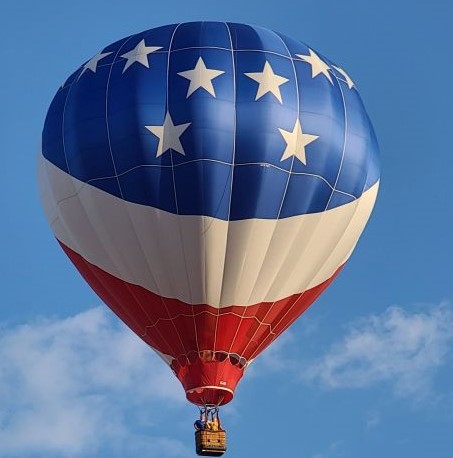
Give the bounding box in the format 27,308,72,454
177,57,225,97
278,119,319,165
245,61,289,103
120,39,162,73
145,113,191,158
79,51,112,77
333,65,355,89
296,49,333,84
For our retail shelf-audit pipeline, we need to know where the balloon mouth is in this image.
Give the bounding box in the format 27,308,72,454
186,386,234,406
173,357,245,406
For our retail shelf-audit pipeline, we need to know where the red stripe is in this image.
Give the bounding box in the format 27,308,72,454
60,241,342,405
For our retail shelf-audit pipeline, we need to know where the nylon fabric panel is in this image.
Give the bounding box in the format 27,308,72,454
42,22,379,221
60,242,340,360
40,155,378,306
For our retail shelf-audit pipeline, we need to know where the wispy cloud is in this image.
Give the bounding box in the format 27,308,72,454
301,303,453,400
311,440,343,458
3,303,450,456
248,314,321,376
248,330,297,375
366,410,381,430
0,307,189,457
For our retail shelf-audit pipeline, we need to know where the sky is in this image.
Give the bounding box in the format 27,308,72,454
1,0,453,457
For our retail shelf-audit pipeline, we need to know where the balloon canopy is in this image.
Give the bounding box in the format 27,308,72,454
38,22,379,406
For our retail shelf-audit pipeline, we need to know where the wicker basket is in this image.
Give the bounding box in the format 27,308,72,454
195,429,227,456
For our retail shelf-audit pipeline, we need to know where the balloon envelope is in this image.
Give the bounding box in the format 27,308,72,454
39,22,379,406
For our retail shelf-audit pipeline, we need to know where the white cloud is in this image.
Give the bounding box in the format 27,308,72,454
0,307,190,457
4,303,450,456
301,304,453,399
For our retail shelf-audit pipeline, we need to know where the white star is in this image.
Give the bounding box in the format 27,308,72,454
245,61,289,103
79,51,112,77
296,49,333,84
333,65,355,89
145,113,191,158
120,39,162,73
278,119,319,165
177,57,225,97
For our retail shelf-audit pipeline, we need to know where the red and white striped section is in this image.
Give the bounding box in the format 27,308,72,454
38,155,379,405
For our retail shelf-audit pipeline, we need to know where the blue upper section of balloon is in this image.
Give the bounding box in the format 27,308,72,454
42,22,380,220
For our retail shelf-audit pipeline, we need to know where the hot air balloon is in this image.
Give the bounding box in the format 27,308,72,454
38,22,379,455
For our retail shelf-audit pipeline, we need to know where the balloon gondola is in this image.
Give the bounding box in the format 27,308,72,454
38,22,379,454
194,406,226,456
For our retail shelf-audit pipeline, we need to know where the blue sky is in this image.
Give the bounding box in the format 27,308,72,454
1,0,453,457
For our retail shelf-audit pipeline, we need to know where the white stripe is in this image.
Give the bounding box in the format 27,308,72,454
38,155,379,307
